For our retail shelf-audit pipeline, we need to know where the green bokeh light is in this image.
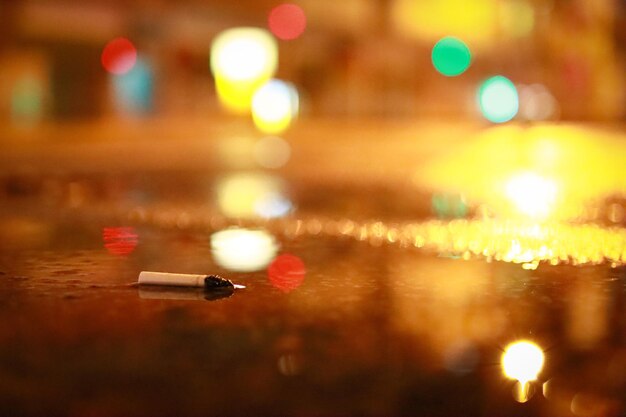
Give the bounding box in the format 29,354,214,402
11,77,42,124
477,75,519,123
431,37,471,77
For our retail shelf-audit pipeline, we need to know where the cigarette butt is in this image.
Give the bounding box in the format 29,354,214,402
137,271,245,290
138,271,206,287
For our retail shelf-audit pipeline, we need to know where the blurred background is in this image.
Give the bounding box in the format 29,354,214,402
0,0,624,125
1,2,626,416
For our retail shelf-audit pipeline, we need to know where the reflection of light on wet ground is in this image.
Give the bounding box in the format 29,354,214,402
254,136,291,169
277,354,302,376
216,172,292,219
348,219,626,267
502,340,544,382
125,204,626,268
267,254,306,293
502,340,545,402
103,226,138,256
210,228,278,272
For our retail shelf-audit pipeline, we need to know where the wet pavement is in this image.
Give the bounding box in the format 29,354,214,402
0,120,625,416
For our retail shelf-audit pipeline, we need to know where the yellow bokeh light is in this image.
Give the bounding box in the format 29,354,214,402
252,79,299,134
499,0,534,38
391,0,534,47
502,340,544,383
417,124,626,221
505,172,557,219
210,27,278,114
216,172,292,219
211,228,278,272
214,76,265,114
391,0,499,48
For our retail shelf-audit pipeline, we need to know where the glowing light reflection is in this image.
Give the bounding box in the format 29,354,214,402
375,219,626,266
211,228,278,272
103,227,138,256
254,136,291,169
268,253,306,293
502,340,544,383
216,173,292,219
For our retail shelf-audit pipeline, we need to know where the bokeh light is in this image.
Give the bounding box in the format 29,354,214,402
210,28,278,114
216,172,292,219
431,37,471,77
418,124,626,222
252,79,299,134
268,3,307,40
103,227,138,256
391,0,499,48
11,76,43,125
518,84,559,121
112,58,153,114
505,172,557,219
502,340,545,383
254,136,292,169
477,76,519,123
211,228,278,272
267,253,306,293
500,0,534,38
432,193,468,219
101,37,137,75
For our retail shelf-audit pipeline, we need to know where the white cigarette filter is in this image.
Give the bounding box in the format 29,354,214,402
138,271,208,287
137,271,245,290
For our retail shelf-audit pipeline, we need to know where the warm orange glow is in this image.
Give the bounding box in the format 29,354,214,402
505,172,557,219
418,124,626,221
302,218,626,267
502,340,544,383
